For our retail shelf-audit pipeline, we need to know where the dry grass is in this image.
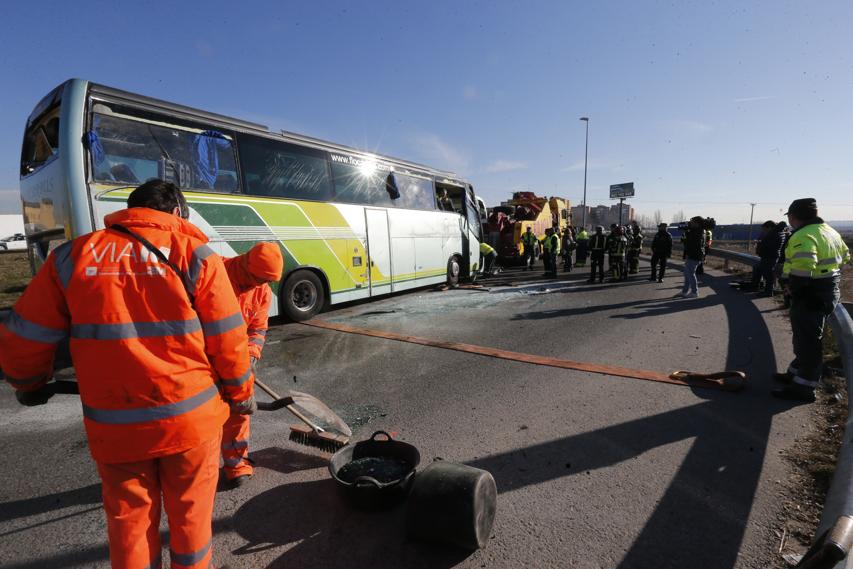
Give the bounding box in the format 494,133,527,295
770,329,847,566
0,251,32,310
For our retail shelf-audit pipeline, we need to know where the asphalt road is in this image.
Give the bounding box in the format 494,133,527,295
0,261,811,569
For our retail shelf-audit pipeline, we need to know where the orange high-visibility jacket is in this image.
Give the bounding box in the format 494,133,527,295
0,208,254,464
223,256,272,360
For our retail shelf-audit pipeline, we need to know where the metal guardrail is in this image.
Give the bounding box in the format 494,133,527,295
693,246,853,568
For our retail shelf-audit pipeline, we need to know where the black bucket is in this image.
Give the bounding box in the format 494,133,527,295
329,430,420,510
406,461,497,550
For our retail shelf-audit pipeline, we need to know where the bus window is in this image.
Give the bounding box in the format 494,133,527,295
21,109,60,176
435,183,464,213
88,103,239,192
393,172,436,210
237,134,333,201
330,156,396,206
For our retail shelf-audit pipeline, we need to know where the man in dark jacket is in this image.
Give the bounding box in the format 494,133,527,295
588,226,607,283
649,223,673,282
748,220,784,295
676,217,706,298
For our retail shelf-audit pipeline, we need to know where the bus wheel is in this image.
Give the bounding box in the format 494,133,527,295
282,270,326,321
447,256,461,288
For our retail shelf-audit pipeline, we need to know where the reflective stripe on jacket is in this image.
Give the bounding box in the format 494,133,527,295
590,234,607,251
0,207,253,464
610,237,627,257
783,221,850,280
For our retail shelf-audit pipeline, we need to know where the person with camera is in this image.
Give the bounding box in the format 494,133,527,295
773,198,850,402
675,217,706,298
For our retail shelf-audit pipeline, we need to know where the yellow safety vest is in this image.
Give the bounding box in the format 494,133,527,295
783,222,850,279
577,230,589,242
542,234,560,254
521,231,538,247
480,242,496,255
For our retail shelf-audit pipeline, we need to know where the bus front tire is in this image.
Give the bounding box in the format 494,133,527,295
447,256,461,288
281,270,326,322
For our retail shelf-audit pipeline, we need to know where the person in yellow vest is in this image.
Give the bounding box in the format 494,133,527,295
520,226,538,271
773,198,850,402
480,241,498,278
575,227,590,267
542,227,560,277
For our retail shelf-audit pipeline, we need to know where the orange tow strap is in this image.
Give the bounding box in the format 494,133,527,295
302,320,746,392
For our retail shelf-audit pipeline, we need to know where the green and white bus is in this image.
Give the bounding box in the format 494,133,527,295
20,79,487,320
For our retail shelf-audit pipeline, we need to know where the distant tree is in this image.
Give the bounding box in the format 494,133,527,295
653,209,663,226
672,209,686,223
636,214,653,229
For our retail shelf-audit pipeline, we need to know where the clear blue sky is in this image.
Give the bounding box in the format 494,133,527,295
1,1,851,223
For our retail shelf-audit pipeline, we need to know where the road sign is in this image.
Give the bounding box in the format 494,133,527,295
610,183,635,199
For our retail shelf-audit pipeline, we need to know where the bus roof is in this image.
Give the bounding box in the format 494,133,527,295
85,80,465,184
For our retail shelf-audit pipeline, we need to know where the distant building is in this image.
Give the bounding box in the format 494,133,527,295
0,214,24,239
571,204,634,229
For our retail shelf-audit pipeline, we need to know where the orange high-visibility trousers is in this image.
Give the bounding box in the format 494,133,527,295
221,411,253,480
96,436,221,569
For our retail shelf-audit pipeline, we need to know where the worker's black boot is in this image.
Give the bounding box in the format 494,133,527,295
772,372,793,384
771,384,816,403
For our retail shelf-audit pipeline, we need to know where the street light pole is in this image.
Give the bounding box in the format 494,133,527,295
747,202,757,252
580,117,589,229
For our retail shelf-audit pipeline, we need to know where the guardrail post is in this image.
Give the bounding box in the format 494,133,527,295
795,516,853,569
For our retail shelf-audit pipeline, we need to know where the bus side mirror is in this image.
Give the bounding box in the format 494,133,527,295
386,173,400,200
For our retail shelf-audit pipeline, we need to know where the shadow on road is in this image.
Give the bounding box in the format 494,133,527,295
0,483,102,525
232,476,472,569
479,269,791,568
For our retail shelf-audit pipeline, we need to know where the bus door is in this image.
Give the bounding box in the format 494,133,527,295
365,208,392,295
463,187,482,275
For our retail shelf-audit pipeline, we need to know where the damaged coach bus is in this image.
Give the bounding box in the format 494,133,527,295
19,79,487,320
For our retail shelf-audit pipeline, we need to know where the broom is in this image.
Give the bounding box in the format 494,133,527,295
254,378,351,453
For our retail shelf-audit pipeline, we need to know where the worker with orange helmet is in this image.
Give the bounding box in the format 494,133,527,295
0,179,254,569
221,242,284,487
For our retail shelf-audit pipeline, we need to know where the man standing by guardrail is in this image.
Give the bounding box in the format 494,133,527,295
773,198,850,402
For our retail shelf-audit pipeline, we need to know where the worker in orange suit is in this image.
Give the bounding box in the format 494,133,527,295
0,179,255,569
221,242,284,488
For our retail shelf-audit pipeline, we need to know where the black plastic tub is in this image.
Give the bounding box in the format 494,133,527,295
328,430,420,510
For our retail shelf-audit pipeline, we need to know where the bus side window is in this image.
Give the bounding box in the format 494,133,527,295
88,103,239,193
330,159,395,206
393,172,436,210
22,111,61,175
237,134,333,201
